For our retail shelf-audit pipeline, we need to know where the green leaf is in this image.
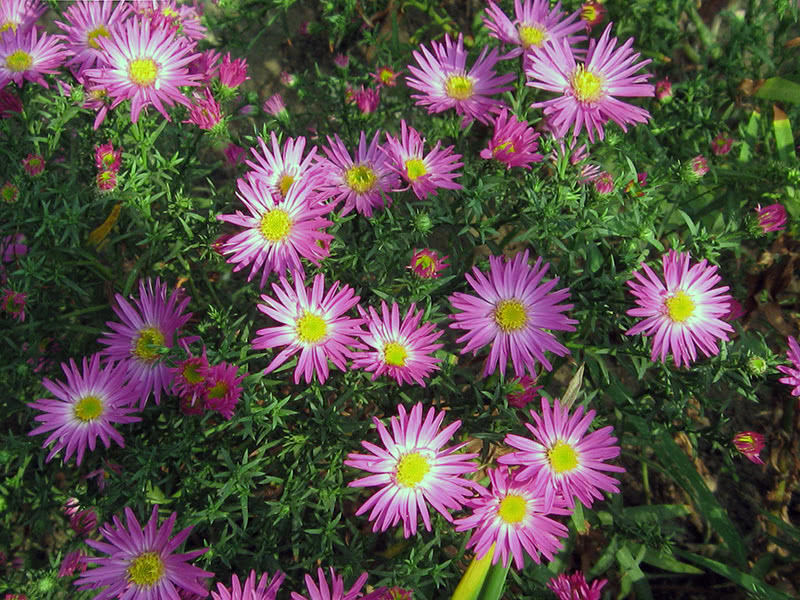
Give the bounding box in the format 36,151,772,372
652,432,747,567
674,551,795,600
616,545,653,600
477,560,510,600
623,504,691,523
755,77,800,104
628,543,703,574
772,105,796,162
451,547,494,600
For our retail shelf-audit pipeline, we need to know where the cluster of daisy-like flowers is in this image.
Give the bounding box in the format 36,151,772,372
94,140,122,192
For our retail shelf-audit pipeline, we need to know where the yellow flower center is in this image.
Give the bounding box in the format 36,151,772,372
128,58,158,87
548,440,579,473
73,395,104,422
260,209,292,242
90,88,108,101
395,452,430,488
133,327,165,362
207,381,229,399
445,75,474,101
0,21,16,33
571,66,604,103
494,140,516,155
518,24,547,48
6,49,32,72
497,494,527,524
405,158,427,181
183,362,205,384
296,311,327,344
414,254,435,272
379,68,394,84
665,290,695,323
494,299,528,332
87,24,111,50
582,5,599,21
127,552,165,587
345,164,377,194
383,342,408,367
278,173,294,197
162,7,179,18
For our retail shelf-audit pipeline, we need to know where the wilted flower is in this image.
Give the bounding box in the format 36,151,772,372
333,53,349,68
96,170,117,192
655,77,672,102
354,85,380,114
755,203,787,233
94,142,122,172
733,432,765,465
409,248,449,279
372,65,402,87
1,181,18,203
711,132,733,156
1,288,26,321
22,153,44,176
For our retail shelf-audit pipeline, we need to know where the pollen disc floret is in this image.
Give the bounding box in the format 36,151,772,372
499,397,624,510
449,249,577,378
75,506,214,599
345,403,479,538
27,354,141,466
252,272,364,384
625,250,734,368
453,467,570,569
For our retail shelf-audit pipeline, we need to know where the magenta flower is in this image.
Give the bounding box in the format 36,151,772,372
85,16,201,123
85,460,122,492
580,1,606,30
0,27,68,89
711,132,733,155
2,288,26,321
625,250,734,368
0,0,46,34
70,507,98,537
75,506,213,600
217,175,333,286
187,48,220,83
98,278,193,408
224,143,245,166
655,77,672,102
352,302,443,387
345,403,479,538
94,141,122,171
507,374,542,408
406,33,515,126
732,431,765,466
499,397,624,510
382,120,463,200
333,53,349,68
479,108,543,169
59,549,87,577
687,154,709,179
55,0,132,76
548,571,607,600
777,336,800,397
0,87,23,116
526,23,654,142
316,130,400,217
218,52,248,89
246,132,321,204
1,181,19,203
27,354,141,465
1,233,26,263
755,203,787,233
202,362,245,420
169,348,208,409
449,249,577,377
290,568,382,600
409,248,449,279
137,0,206,43
262,92,287,118
453,467,570,569
372,65,402,87
354,85,380,114
483,0,585,57
183,87,223,131
211,570,285,600
21,152,44,176
252,272,363,384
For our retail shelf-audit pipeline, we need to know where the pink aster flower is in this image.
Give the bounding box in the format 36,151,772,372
22,152,44,176
94,141,122,172
409,248,449,279
70,507,98,537
655,77,672,102
224,143,245,166
96,169,118,192
345,402,479,538
0,0,46,34
755,203,787,233
55,0,132,76
252,272,363,384
202,361,244,420
217,175,333,286
498,397,624,510
711,132,733,156
483,0,586,57
187,48,220,83
686,154,708,180
183,87,223,131
732,431,765,466
777,336,800,397
98,278,193,408
526,23,654,142
453,467,570,569
316,130,400,217
169,347,208,409
290,568,383,600
218,52,248,89
245,132,321,203
548,571,607,600
138,0,206,42
75,506,213,600
0,27,68,90
382,120,463,200
1,288,26,321
59,549,87,577
625,250,734,368
507,374,542,408
211,570,285,600
354,84,380,114
0,86,23,116
406,33,515,126
27,354,141,465
372,65,402,87
480,108,543,169
85,17,201,123
449,249,577,377
262,93,287,118
352,302,443,386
